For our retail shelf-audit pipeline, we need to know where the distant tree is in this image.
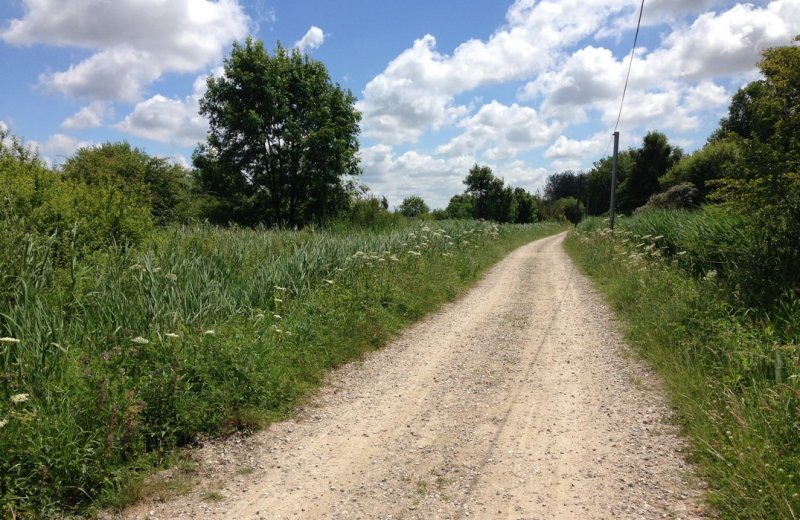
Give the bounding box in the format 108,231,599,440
543,170,582,202
397,195,430,218
512,187,542,223
445,193,475,219
618,131,682,213
194,38,361,227
463,164,514,222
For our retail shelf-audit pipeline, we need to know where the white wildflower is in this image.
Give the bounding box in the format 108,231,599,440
0,337,20,344
164,273,178,282
203,330,216,335
129,264,144,271
131,336,150,345
275,286,287,292
10,393,29,404
255,313,265,319
0,418,7,428
273,314,282,320
165,333,180,339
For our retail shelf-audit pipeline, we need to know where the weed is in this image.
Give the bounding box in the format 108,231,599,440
566,217,799,520
0,220,566,516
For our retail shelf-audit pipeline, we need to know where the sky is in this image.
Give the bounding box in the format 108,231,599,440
1,1,799,209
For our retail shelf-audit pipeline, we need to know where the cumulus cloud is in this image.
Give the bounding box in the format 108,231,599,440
295,26,325,52
115,74,210,146
30,133,93,159
437,101,561,160
61,101,113,130
358,0,635,145
637,1,800,83
1,0,249,101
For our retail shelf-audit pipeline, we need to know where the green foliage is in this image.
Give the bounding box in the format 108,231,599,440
458,164,541,223
660,138,741,201
567,221,800,520
583,151,634,216
512,187,543,224
545,196,584,224
618,131,683,213
62,142,196,225
444,193,475,219
543,170,582,202
640,182,698,211
709,38,800,304
397,195,430,218
0,220,565,516
341,194,400,230
194,38,361,228
0,131,155,260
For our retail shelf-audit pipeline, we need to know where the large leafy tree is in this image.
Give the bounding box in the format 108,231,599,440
463,164,514,222
194,38,361,227
543,170,582,202
711,37,800,300
618,131,682,213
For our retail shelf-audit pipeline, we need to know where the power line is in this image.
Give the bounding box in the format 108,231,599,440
612,0,646,134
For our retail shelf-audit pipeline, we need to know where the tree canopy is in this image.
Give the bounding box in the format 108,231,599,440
194,38,361,227
397,195,430,218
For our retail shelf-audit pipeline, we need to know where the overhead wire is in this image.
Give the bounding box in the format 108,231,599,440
601,0,646,160
612,0,646,135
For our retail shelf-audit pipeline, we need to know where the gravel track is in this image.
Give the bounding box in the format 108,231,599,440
118,232,706,519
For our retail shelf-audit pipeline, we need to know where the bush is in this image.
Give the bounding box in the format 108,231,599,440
639,182,699,211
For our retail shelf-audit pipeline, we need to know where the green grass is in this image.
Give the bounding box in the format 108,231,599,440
565,216,799,520
0,219,565,517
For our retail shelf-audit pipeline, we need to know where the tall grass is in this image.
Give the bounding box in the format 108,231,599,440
566,214,799,519
0,219,565,517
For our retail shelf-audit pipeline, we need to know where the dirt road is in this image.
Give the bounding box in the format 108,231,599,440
121,232,705,519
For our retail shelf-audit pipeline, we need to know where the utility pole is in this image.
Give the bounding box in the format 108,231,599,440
609,131,619,230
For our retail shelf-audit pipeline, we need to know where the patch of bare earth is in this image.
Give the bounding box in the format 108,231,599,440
112,232,708,519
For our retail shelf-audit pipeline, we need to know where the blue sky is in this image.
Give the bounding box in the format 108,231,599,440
2,0,799,209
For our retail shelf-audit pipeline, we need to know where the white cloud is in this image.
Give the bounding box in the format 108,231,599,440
61,101,113,130
436,101,560,160
1,0,249,101
295,26,325,52
640,2,800,81
30,133,93,159
115,74,209,146
358,0,636,145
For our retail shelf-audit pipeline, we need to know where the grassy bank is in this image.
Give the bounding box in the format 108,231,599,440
565,213,799,519
0,220,565,517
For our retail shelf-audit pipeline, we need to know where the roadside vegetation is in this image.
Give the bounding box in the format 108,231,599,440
0,216,565,516
566,38,799,519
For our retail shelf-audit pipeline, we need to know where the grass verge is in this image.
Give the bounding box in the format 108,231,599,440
0,220,565,517
565,220,799,520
